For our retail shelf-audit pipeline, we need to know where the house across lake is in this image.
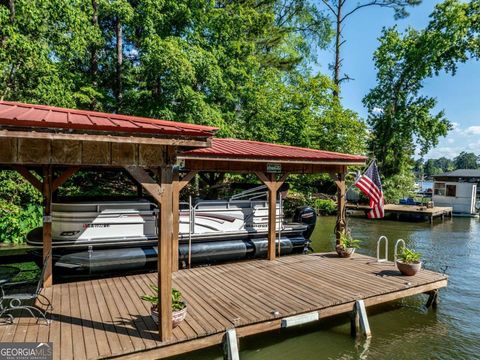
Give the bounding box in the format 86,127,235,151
432,169,480,216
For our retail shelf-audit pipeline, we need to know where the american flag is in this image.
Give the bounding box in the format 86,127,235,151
354,161,384,219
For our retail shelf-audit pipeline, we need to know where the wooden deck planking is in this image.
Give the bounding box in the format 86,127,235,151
76,281,100,360
68,282,87,360
0,253,447,359
101,277,145,353
59,284,73,360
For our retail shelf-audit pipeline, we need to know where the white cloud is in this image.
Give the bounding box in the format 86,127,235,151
372,107,383,115
426,146,458,159
467,139,480,151
466,126,480,135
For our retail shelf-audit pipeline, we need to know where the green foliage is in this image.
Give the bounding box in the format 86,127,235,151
141,284,186,311
0,201,42,244
58,170,137,197
339,233,361,249
0,171,42,244
421,157,455,177
0,0,366,156
314,199,336,215
454,151,479,169
0,171,42,207
283,191,314,218
416,154,476,178
382,170,416,204
364,0,480,178
397,247,421,264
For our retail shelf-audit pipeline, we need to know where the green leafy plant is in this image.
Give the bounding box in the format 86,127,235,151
282,191,314,218
314,199,336,215
0,201,42,244
397,247,421,264
339,233,361,249
141,284,186,311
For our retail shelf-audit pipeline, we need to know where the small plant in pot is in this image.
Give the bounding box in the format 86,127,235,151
141,285,187,328
396,247,422,276
336,233,361,258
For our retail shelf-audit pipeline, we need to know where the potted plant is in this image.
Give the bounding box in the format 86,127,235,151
396,247,422,276
141,285,187,328
336,232,361,258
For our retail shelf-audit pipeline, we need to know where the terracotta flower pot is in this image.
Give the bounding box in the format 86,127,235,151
396,260,422,276
336,245,356,258
151,301,187,328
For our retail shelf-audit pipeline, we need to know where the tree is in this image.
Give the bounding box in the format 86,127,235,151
0,0,366,153
454,152,479,169
435,157,455,173
424,159,442,177
320,0,421,97
364,0,480,178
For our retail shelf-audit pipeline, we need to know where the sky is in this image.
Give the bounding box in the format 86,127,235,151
314,0,480,160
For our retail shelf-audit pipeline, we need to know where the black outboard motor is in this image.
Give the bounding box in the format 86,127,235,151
293,206,317,239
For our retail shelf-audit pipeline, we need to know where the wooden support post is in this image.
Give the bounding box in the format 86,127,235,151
350,308,360,337
172,171,197,272
125,164,174,340
223,329,240,360
42,166,53,288
425,290,439,309
267,179,277,260
352,300,371,338
12,165,80,287
158,166,174,342
255,172,288,261
333,170,347,245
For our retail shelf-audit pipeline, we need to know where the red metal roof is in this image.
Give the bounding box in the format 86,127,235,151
181,138,366,163
0,101,217,137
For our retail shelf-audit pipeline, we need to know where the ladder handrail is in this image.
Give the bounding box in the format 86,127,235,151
376,236,388,262
394,239,406,268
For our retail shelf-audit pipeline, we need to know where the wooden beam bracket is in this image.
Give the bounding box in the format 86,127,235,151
12,165,43,192
125,166,164,203
52,166,80,191
177,170,198,191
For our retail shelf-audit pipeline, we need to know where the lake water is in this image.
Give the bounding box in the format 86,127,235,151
418,180,433,191
172,216,480,360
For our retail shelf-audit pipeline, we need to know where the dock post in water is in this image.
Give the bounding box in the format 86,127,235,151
223,328,240,360
351,300,371,338
425,290,439,309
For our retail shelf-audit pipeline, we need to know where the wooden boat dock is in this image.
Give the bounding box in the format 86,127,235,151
347,203,453,223
0,253,448,359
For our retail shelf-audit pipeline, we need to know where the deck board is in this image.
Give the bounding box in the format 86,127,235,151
0,253,447,359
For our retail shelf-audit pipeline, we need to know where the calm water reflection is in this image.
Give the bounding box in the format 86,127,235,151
172,216,480,360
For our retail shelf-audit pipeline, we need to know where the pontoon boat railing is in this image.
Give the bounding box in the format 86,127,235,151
178,195,286,266
229,185,268,201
